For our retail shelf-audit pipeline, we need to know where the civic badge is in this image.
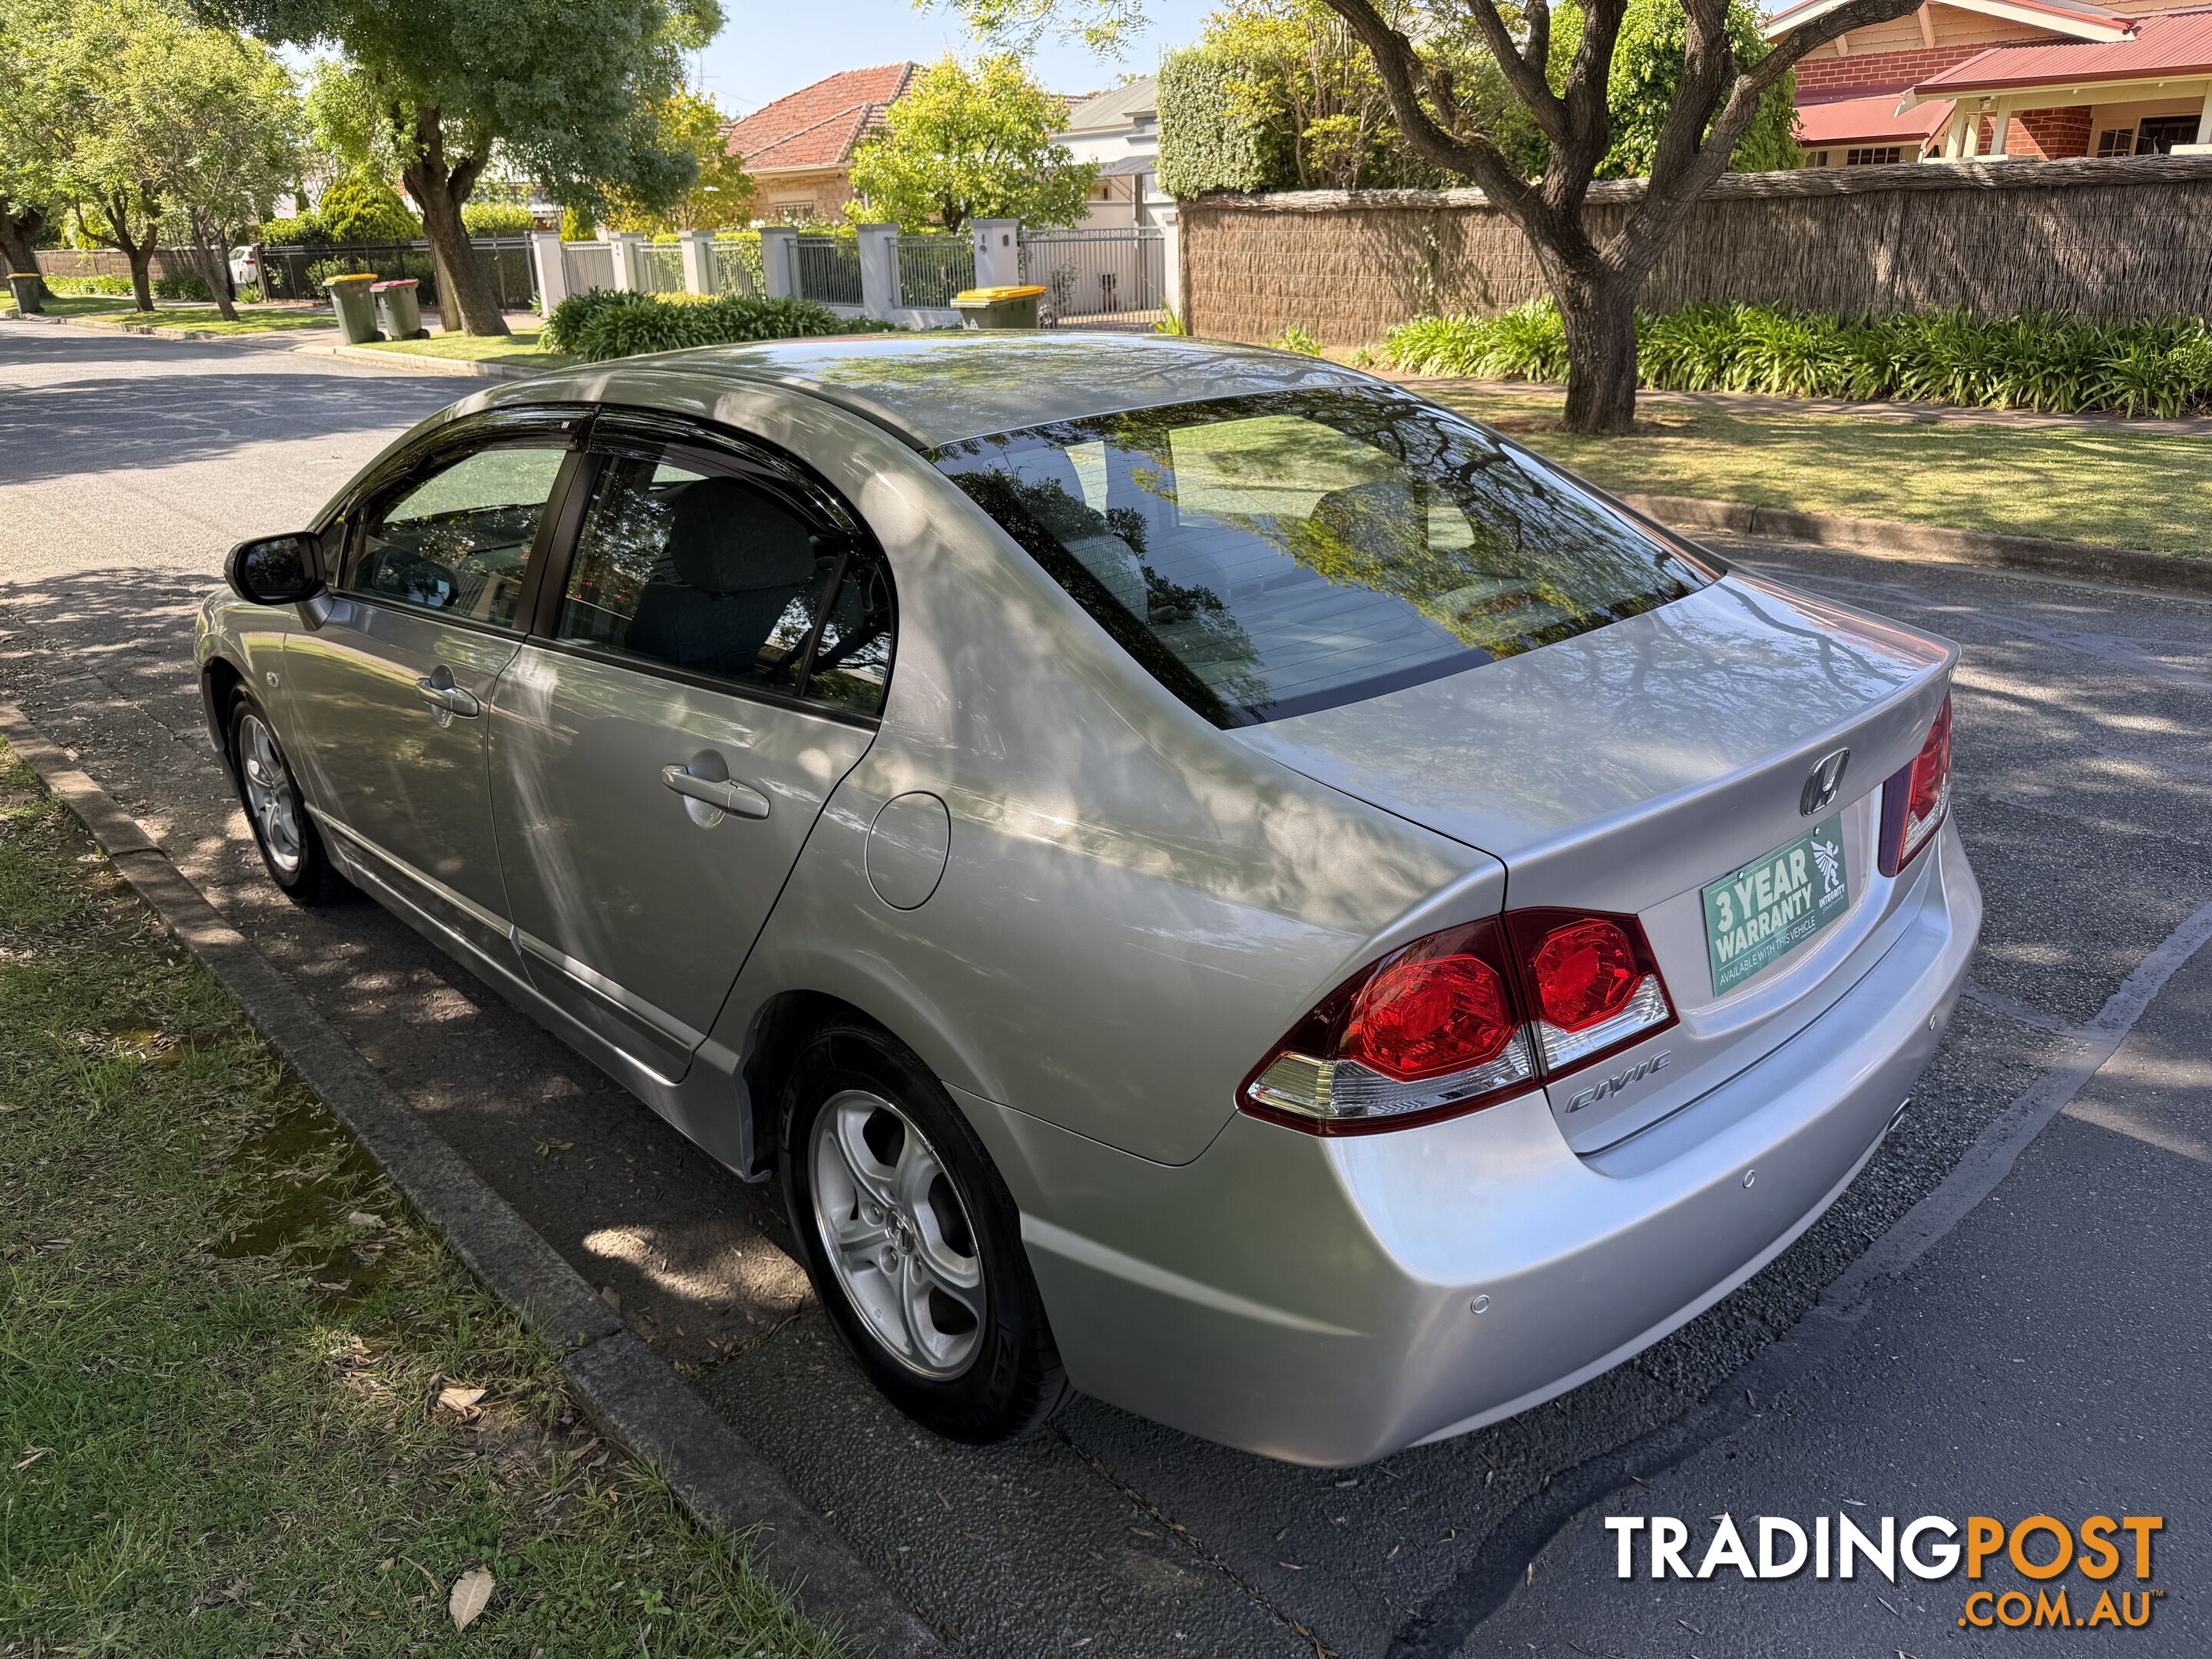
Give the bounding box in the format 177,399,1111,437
1800,747,1850,816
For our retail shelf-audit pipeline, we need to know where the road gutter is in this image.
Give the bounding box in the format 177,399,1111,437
0,700,945,1659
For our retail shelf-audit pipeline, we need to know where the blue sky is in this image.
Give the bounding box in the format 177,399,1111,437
694,0,1216,114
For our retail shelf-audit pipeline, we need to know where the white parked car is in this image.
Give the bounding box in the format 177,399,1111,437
229,246,260,290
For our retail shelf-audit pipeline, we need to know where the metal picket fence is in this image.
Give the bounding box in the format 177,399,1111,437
258,237,538,310
711,239,761,297
1018,227,1166,330
790,235,863,308
560,240,615,296
896,236,976,310
636,242,686,294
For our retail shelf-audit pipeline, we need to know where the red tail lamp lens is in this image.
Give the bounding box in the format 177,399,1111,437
1344,950,1516,1081
1909,695,1952,824
1880,691,1954,877
1526,919,1640,1032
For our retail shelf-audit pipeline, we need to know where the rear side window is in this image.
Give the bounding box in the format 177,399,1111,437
349,444,566,628
931,389,1710,727
555,452,892,714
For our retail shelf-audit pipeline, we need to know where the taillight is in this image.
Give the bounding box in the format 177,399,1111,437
1240,911,1676,1136
1508,910,1677,1072
1879,693,1952,878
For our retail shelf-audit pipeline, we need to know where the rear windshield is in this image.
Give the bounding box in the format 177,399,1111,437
931,388,1710,727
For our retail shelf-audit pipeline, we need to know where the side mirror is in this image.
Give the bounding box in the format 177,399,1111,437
226,532,326,605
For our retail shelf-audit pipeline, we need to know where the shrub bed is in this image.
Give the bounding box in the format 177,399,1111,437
542,289,896,363
1376,300,2212,419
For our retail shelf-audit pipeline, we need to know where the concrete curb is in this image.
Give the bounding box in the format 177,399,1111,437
1619,491,2212,599
0,700,946,1659
308,341,546,380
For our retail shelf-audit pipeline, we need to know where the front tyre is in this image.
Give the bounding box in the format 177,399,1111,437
226,693,344,906
781,1018,1069,1442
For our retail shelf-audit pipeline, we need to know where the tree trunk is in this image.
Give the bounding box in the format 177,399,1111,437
0,202,47,302
1555,268,1644,436
126,242,156,312
190,237,238,321
402,111,505,337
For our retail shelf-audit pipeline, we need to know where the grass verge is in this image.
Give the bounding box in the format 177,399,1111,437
358,329,572,372
1425,386,2212,559
0,745,840,1658
1,293,333,334
0,294,138,318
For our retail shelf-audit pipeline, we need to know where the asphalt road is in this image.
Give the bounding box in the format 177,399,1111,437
5,320,2208,1658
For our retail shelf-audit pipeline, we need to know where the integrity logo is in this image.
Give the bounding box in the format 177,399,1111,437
1604,1512,2166,1631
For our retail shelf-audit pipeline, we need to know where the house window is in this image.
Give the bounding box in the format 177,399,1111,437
2096,127,2136,157
1844,146,1904,165
2135,114,2200,154
1806,149,1832,167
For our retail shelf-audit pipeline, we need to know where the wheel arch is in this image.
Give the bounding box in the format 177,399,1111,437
200,654,248,757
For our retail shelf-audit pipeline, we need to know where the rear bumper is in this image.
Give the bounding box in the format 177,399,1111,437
965,819,1980,1466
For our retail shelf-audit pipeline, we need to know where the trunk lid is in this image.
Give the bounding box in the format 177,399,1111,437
1233,575,1957,1151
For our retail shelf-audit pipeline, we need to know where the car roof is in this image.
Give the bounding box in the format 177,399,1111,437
502,331,1384,450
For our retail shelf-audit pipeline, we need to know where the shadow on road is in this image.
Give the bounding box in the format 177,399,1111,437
0,327,457,488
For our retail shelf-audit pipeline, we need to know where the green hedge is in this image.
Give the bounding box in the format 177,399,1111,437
542,290,899,362
461,203,538,237
43,274,134,296
1156,48,1277,198
1378,300,2212,419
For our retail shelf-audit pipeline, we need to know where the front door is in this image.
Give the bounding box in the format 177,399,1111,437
284,434,572,958
490,429,892,1080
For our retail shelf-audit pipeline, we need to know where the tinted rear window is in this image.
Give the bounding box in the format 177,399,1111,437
931,389,1710,727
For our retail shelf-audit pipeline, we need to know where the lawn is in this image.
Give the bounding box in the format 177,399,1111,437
2,290,334,334
0,747,840,1658
359,327,573,372
0,293,137,318
1422,386,2212,559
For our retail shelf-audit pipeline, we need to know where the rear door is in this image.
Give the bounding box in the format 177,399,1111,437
283,419,577,959
489,417,892,1081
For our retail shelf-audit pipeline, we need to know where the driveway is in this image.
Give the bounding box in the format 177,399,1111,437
5,320,2207,1658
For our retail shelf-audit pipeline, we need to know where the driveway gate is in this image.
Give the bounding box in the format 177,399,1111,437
1017,227,1165,331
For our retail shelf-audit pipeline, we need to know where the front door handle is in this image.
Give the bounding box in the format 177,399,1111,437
414,674,481,719
661,764,770,821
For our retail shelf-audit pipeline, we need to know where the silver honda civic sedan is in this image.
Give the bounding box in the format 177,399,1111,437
198,334,1979,1465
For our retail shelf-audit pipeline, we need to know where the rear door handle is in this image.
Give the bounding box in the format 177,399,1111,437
661,764,770,820
414,675,481,719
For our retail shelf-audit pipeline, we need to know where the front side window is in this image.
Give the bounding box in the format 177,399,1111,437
557,452,889,713
349,443,566,628
931,388,1709,727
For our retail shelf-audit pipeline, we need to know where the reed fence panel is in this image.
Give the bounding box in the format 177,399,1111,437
1178,154,2212,346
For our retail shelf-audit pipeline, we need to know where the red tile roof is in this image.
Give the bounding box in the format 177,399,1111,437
1796,90,1959,145
1766,0,2135,44
1916,4,2212,91
720,64,920,174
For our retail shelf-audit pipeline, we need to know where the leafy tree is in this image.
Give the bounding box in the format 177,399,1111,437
944,0,1919,433
844,55,1097,234
0,0,62,297
207,0,718,336
314,170,421,240
606,91,755,233
41,0,296,313
137,19,303,319
1556,0,1798,179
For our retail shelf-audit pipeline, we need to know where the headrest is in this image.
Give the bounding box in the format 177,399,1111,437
1308,478,1426,561
665,477,818,594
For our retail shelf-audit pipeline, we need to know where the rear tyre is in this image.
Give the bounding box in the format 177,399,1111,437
224,691,345,906
780,1017,1070,1442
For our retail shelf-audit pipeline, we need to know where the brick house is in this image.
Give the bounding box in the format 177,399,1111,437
719,63,920,223
1767,0,2212,164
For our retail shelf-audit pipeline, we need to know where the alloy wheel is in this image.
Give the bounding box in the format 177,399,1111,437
237,714,303,876
810,1089,985,1379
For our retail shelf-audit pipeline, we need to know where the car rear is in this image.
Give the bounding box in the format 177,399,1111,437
927,376,1981,1462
